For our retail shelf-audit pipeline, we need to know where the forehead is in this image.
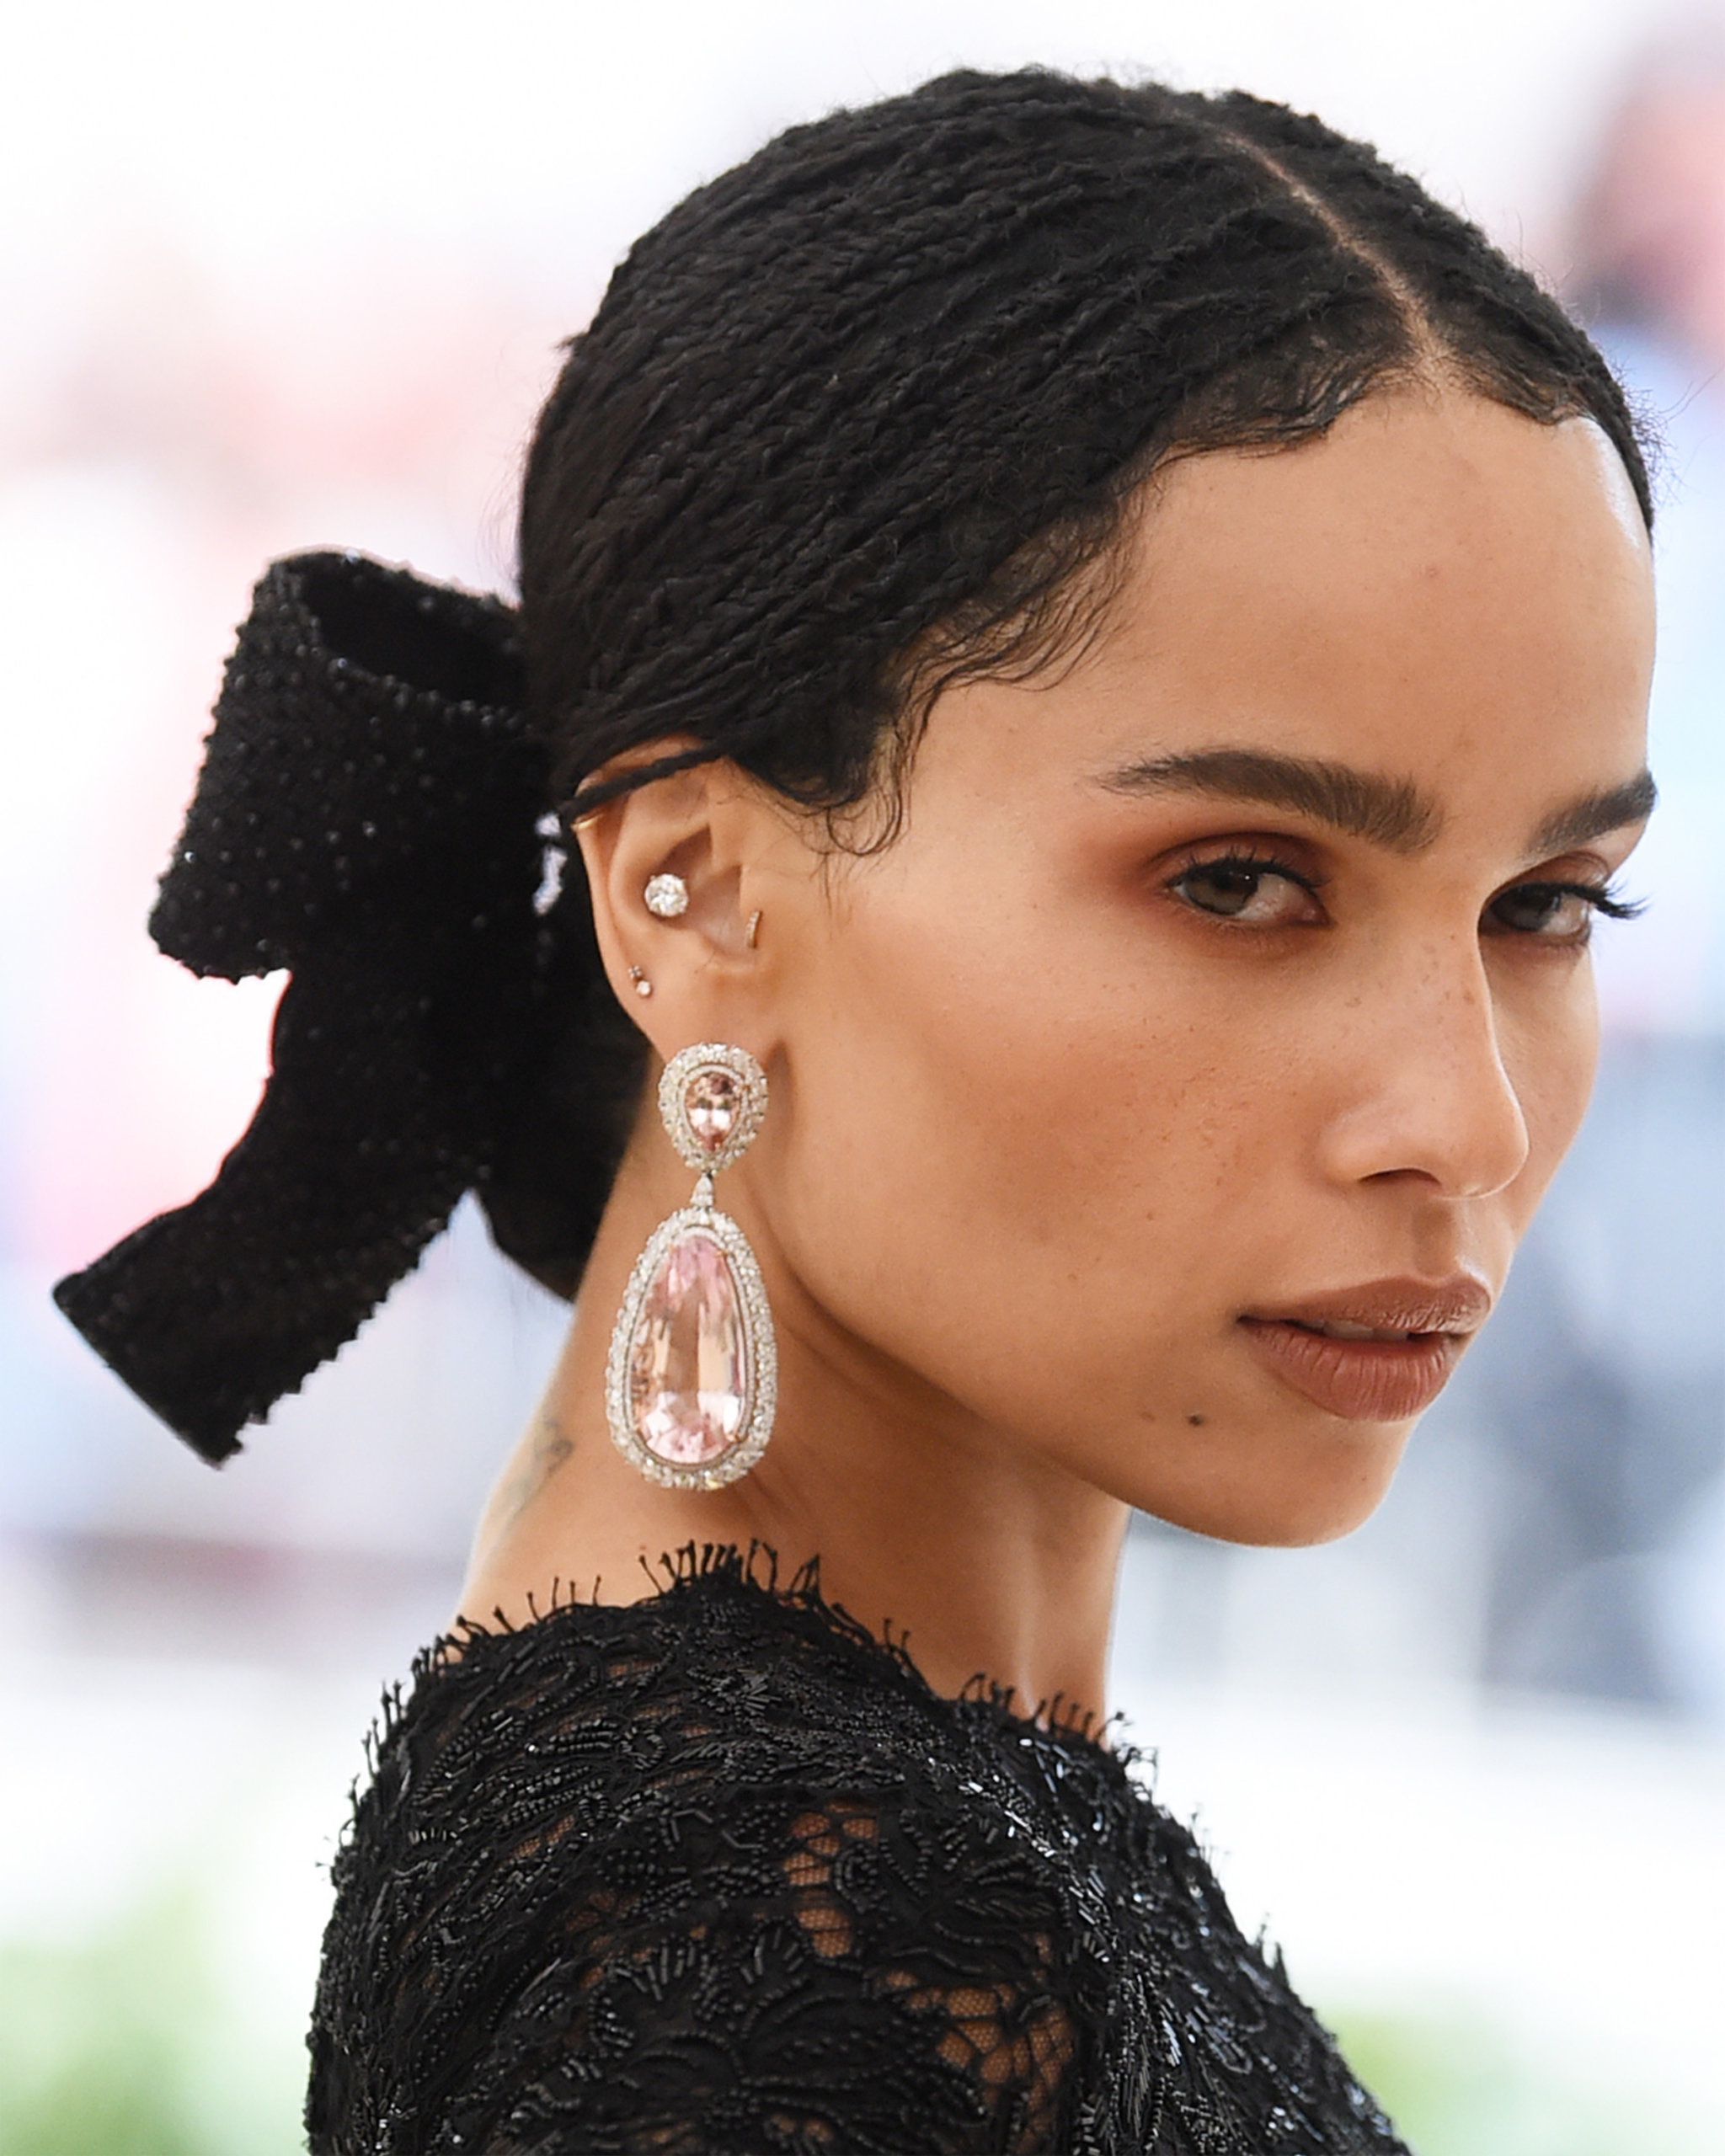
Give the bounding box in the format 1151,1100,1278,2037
1077,389,1653,793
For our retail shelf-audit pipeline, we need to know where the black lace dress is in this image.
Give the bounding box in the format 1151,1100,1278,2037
307,1553,1407,2155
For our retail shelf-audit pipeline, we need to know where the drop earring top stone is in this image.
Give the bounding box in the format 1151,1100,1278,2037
657,1043,766,1171
606,1043,776,1489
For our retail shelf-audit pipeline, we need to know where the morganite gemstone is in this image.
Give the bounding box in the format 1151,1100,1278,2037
628,1228,751,1465
684,1066,741,1153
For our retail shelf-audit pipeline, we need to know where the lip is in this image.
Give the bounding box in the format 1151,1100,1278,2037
1238,1274,1492,1422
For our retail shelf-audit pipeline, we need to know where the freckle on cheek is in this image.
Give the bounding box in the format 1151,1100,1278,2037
1187,1412,1206,1428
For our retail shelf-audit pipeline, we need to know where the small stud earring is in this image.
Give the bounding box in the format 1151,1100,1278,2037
628,965,653,999
745,909,762,949
644,873,689,919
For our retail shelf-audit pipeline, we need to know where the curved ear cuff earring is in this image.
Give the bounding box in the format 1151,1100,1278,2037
606,1043,777,1488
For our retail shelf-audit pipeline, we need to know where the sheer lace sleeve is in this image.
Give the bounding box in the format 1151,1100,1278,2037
307,1565,1093,2155
307,1555,1407,2156
415,1781,1082,2153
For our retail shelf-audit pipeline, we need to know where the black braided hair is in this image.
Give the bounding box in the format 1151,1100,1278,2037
56,68,1652,1460
520,71,1645,824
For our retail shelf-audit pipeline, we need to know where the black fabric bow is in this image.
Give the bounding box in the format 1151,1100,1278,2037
53,552,553,1462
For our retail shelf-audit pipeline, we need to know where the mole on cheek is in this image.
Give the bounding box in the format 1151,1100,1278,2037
1187,1412,1206,1428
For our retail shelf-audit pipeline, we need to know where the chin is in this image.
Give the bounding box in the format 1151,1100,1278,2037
1126,1416,1414,1549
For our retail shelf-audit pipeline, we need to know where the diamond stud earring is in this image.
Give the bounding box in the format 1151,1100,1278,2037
628,965,652,999
606,1043,777,1489
644,872,689,918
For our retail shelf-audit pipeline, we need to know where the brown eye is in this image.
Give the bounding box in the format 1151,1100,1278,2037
1168,857,1322,925
1485,882,1616,940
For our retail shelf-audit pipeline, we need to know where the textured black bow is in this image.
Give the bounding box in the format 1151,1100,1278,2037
54,552,553,1462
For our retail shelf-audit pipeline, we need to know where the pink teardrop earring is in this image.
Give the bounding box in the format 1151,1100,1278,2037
606,1043,777,1488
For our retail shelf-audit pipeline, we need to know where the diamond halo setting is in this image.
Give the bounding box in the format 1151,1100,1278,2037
606,1043,777,1490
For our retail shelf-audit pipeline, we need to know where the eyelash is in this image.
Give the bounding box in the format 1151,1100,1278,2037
1162,851,1645,934
1162,847,1325,906
1499,879,1643,923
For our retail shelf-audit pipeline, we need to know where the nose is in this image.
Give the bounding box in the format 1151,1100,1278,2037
1315,937,1531,1200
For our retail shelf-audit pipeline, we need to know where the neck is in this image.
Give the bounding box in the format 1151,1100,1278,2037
460,1145,1130,1718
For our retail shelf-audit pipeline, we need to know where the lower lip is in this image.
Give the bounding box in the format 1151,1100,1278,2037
1238,1318,1464,1422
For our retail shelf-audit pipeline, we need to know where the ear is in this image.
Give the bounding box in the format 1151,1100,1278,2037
572,746,810,1065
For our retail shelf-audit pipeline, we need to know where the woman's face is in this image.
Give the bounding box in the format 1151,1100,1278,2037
749,387,1655,1545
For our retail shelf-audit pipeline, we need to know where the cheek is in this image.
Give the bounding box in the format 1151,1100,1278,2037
762,878,1284,1428
1498,961,1602,1224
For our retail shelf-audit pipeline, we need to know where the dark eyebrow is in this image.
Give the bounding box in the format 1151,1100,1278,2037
1094,748,1442,854
1530,770,1657,855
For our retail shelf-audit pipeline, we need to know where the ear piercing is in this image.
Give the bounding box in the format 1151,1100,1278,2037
606,1042,776,1488
639,873,761,962
644,873,689,918
628,966,652,999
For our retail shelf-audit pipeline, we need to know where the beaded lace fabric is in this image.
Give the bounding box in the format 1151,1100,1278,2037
307,1551,1407,2155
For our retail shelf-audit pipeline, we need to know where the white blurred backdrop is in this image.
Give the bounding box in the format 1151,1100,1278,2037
3,4,1723,2151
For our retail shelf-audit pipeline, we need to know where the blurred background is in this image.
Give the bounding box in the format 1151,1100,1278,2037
3,2,1722,2150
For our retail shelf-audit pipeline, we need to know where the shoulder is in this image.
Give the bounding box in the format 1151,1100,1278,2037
367,1550,1071,1826
364,1548,1137,1833
311,1555,1107,2154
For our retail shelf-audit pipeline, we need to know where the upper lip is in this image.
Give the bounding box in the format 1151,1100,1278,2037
1241,1274,1493,1339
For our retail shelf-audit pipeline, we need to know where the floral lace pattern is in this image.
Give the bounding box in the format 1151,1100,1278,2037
307,1550,1407,2154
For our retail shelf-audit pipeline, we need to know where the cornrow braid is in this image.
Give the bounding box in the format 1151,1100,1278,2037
524,77,1645,814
